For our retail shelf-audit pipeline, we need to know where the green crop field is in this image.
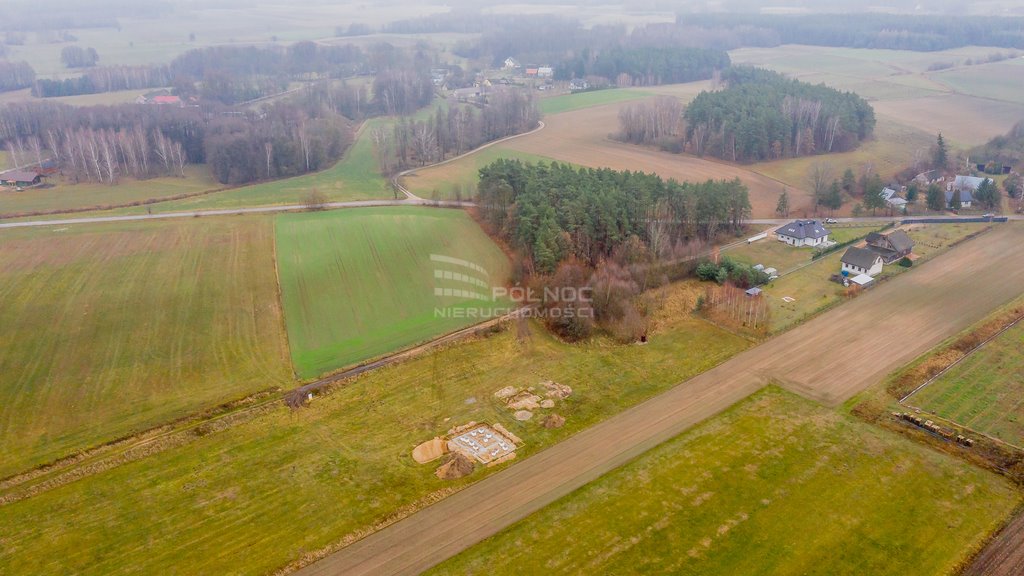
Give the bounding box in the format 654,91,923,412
275,206,513,378
0,217,291,476
428,387,1020,576
0,165,219,217
910,319,1024,447
538,88,652,115
0,296,749,576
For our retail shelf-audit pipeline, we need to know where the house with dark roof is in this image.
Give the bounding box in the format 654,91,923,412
0,169,43,188
945,175,991,208
841,246,883,277
775,219,830,247
865,230,915,263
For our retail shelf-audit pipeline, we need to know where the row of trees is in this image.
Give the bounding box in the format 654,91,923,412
0,96,355,186
682,67,875,162
0,60,34,92
381,89,539,172
554,46,730,86
617,96,684,149
677,13,1024,51
60,46,98,68
33,64,173,97
477,159,751,273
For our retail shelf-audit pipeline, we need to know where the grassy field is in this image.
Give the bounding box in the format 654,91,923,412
0,217,291,477
910,319,1024,447
538,88,652,115
427,387,1019,576
0,288,749,576
275,206,512,378
402,147,550,200
763,223,989,332
0,165,219,217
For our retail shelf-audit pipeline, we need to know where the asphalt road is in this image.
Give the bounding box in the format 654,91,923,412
294,223,1024,576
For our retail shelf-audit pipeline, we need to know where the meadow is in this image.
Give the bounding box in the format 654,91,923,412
0,291,749,576
427,387,1019,576
0,165,219,217
275,206,512,378
537,88,652,115
910,319,1024,448
0,217,292,476
401,147,550,200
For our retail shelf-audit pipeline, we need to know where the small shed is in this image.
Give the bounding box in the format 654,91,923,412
850,274,874,287
0,170,43,188
745,287,763,297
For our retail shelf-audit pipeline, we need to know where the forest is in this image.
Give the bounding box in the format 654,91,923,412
676,13,1024,51
680,67,875,162
0,61,35,93
477,159,751,274
970,121,1024,173
555,46,729,86
0,95,354,186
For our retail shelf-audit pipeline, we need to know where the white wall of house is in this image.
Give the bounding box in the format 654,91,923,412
778,234,829,247
842,259,883,277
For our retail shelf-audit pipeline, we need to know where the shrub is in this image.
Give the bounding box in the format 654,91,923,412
898,257,913,268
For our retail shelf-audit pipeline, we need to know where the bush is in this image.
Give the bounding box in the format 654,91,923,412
898,257,913,268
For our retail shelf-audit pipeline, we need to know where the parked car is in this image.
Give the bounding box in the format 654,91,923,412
825,218,837,224
983,213,995,219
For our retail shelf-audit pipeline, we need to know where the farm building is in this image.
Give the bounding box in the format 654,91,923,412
865,230,915,263
0,169,43,188
775,219,830,247
841,247,883,277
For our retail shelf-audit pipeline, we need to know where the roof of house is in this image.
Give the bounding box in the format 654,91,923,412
946,187,975,203
887,197,908,206
152,95,181,105
885,229,914,253
881,187,897,200
776,219,830,240
745,287,762,296
0,170,42,182
954,175,987,190
841,246,882,269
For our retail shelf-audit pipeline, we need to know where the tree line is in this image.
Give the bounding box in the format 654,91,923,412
682,67,875,162
381,89,539,174
477,159,750,274
0,94,355,186
0,60,35,93
554,46,730,86
676,13,1024,51
33,65,173,98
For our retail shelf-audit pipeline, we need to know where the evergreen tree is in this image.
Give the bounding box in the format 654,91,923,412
926,183,945,211
974,178,1000,210
934,132,948,170
906,183,919,203
841,168,856,194
949,189,962,211
863,174,886,215
775,187,790,218
824,180,843,213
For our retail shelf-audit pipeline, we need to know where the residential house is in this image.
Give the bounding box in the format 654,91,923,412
775,219,830,247
841,246,884,277
537,66,554,78
864,229,915,263
503,57,521,70
452,86,483,101
880,187,907,210
945,175,991,208
524,68,539,77
0,169,43,188
569,78,589,91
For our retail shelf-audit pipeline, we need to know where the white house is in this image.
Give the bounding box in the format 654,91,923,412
503,57,521,70
945,175,990,208
537,66,554,78
841,247,884,277
775,219,830,247
881,187,908,210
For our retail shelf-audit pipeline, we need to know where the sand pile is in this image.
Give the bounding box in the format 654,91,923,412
435,452,475,480
411,437,447,464
541,381,573,400
542,414,566,429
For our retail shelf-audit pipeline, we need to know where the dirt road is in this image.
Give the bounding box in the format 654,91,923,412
295,224,1024,576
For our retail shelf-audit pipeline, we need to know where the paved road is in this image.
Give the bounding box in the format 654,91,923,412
0,199,475,230
295,223,1024,576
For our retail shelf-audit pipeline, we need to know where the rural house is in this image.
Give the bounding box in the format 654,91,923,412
881,187,908,210
945,175,991,208
865,229,915,263
841,246,884,277
0,169,43,188
775,219,830,247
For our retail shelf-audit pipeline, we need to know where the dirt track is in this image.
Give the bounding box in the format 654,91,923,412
962,508,1024,576
295,224,1024,576
500,103,811,217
